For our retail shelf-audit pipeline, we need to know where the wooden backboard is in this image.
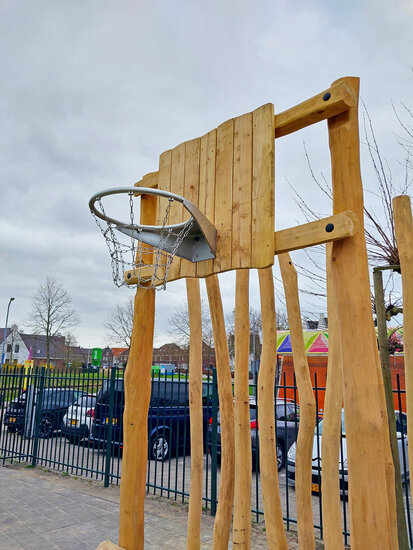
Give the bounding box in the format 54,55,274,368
130,103,275,285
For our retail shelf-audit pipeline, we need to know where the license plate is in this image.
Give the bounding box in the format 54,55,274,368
10,417,16,423
104,418,117,425
69,419,78,426
312,483,320,493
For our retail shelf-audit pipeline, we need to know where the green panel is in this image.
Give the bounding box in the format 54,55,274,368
91,348,102,366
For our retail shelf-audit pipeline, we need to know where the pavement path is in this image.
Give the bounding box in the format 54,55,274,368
0,463,319,550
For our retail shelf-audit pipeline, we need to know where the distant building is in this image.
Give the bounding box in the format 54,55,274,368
0,329,66,368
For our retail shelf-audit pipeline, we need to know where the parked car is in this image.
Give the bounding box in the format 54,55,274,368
286,409,409,495
90,378,213,460
61,395,97,443
207,397,300,470
3,391,26,433
3,388,85,438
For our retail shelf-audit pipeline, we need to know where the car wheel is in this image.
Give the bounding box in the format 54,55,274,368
276,442,285,471
151,433,170,461
38,416,54,438
7,426,17,433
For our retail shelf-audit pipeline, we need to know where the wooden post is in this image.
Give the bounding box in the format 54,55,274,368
328,76,397,550
257,267,288,550
393,195,413,502
205,274,235,550
119,194,157,550
186,278,204,550
321,243,344,550
119,286,155,550
233,270,252,549
279,253,316,550
373,266,409,550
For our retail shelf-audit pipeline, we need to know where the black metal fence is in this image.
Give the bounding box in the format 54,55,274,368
0,365,411,546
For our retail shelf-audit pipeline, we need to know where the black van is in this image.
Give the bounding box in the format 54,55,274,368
90,378,212,461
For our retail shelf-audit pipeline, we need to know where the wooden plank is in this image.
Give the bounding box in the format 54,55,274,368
252,104,275,268
180,139,201,279
96,542,125,550
232,113,253,268
186,278,204,550
257,267,288,550
232,269,251,549
274,81,357,138
274,211,358,255
279,253,316,550
119,194,157,550
197,130,217,278
133,171,159,189
167,142,185,281
393,196,413,512
328,77,396,550
321,242,344,550
152,150,172,284
213,119,234,273
205,274,235,549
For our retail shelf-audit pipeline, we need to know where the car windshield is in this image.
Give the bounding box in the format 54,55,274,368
315,412,346,436
74,396,96,408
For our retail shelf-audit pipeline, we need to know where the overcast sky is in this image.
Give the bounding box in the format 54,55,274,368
1,1,412,348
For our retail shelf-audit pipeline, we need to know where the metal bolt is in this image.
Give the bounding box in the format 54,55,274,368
323,92,331,101
325,223,334,233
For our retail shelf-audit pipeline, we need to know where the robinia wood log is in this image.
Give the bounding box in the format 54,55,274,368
393,195,413,502
321,243,344,550
257,267,288,550
232,270,252,549
328,76,397,550
96,542,125,550
186,278,204,550
119,194,157,550
279,253,316,550
205,274,235,550
119,285,155,550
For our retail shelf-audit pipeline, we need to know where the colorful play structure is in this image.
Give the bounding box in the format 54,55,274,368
90,77,413,549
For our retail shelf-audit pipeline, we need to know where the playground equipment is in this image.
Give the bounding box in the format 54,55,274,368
92,77,399,550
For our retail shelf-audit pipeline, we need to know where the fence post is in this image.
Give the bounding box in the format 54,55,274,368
104,367,117,488
210,368,218,516
31,367,45,468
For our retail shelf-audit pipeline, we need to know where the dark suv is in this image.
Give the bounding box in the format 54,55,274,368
90,378,212,460
3,389,84,438
208,398,299,470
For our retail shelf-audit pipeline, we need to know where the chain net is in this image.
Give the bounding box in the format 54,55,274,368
92,192,194,290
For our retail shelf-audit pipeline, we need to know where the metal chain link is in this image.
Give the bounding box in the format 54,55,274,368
91,193,194,290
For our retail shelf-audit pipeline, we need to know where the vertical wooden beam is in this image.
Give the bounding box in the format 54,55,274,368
393,196,413,504
205,274,235,549
257,267,288,550
186,278,204,550
321,243,344,550
279,253,316,550
373,267,410,550
119,194,157,550
233,270,252,549
328,76,397,550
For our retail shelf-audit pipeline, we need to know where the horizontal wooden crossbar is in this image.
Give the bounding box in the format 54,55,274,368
124,211,358,284
274,210,358,255
274,81,357,138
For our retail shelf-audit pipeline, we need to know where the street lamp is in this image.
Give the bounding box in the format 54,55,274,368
1,297,15,371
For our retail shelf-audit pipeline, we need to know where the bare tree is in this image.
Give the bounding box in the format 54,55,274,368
103,298,134,349
27,277,79,368
64,331,78,367
168,299,214,350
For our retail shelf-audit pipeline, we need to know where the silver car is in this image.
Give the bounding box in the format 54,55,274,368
286,409,408,495
62,395,96,443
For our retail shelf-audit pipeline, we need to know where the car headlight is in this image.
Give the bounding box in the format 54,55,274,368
287,443,296,461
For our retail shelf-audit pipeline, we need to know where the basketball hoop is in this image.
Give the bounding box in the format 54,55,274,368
89,187,217,289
